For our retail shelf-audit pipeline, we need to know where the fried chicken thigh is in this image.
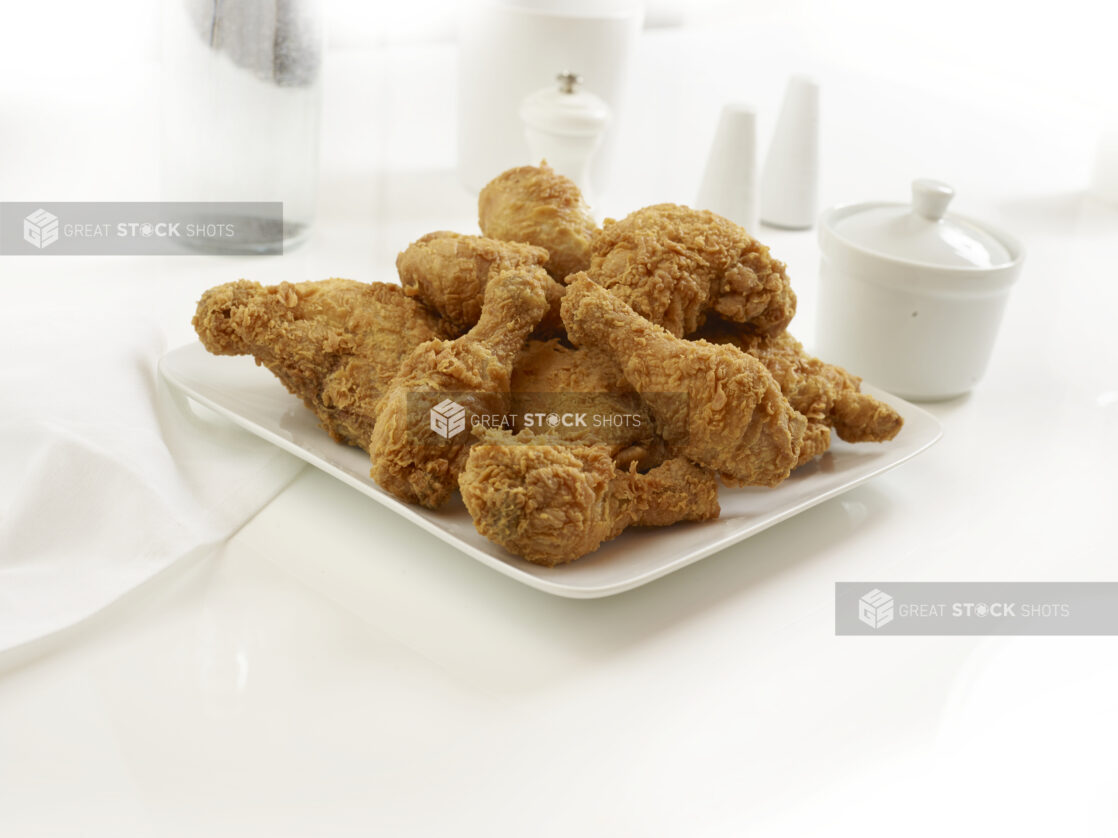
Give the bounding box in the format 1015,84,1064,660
588,203,796,337
459,432,719,565
193,278,448,448
396,230,564,334
511,339,665,470
698,322,903,447
562,276,807,487
478,162,599,280
368,266,551,508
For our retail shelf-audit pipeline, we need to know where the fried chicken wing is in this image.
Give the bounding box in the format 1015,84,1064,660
698,322,903,447
193,278,449,448
562,275,807,487
368,266,551,508
588,203,796,337
459,431,719,565
395,230,564,334
478,162,598,281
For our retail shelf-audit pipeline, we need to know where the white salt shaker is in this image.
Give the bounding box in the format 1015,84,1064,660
760,75,820,230
520,72,611,208
696,103,760,233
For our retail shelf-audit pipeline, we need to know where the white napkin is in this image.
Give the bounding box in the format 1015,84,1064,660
0,284,303,654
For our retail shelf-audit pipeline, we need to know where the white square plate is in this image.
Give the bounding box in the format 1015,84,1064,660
160,342,942,598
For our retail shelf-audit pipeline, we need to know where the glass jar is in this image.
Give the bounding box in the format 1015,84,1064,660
161,0,324,253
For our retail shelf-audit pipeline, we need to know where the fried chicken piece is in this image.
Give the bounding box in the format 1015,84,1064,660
395,230,564,334
632,455,721,528
588,203,796,337
698,322,903,447
193,278,449,448
459,431,720,565
368,266,551,508
796,423,835,468
562,276,807,487
478,162,598,281
511,339,666,470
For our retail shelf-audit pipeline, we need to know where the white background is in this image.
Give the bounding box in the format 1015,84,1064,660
1,1,1117,835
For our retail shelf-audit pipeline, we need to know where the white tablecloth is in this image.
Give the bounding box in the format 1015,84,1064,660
0,265,303,651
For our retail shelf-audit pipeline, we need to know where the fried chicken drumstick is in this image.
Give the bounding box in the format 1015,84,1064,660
477,162,599,281
562,275,807,487
698,321,903,447
459,432,719,565
193,278,449,448
368,266,551,508
588,203,796,338
396,231,564,334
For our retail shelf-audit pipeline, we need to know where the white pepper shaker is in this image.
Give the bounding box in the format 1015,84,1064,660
520,72,610,208
760,75,820,230
696,103,760,233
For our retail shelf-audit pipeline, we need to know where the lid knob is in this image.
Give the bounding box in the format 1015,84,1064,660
557,71,581,94
911,178,954,221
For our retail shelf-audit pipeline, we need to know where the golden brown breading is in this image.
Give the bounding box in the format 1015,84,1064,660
796,423,835,468
697,322,903,446
588,203,796,337
459,431,719,566
510,338,664,468
395,230,564,334
478,162,599,281
562,275,807,488
630,456,721,529
193,163,915,566
193,278,449,448
368,267,551,509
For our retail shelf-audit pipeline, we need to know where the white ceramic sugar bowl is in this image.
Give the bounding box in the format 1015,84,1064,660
815,179,1025,400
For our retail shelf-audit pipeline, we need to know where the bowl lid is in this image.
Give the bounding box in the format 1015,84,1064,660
831,179,1012,268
